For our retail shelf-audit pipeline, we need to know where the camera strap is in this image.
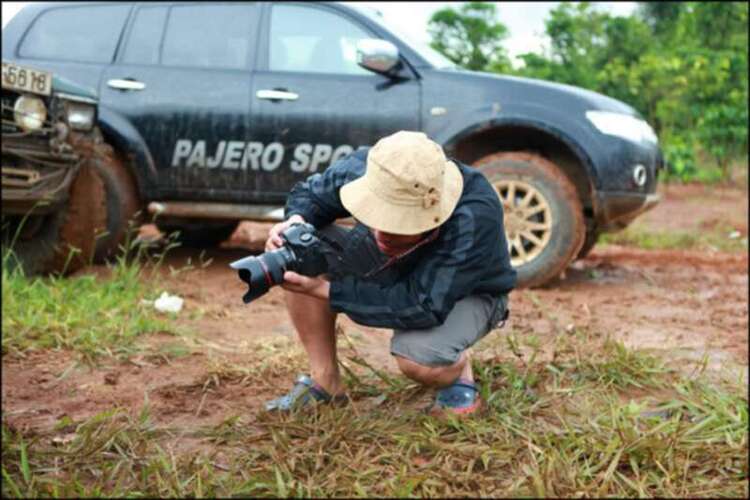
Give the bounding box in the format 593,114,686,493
315,232,347,267
363,227,440,278
316,233,345,253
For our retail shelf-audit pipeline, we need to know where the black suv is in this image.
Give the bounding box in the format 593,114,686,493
2,1,663,286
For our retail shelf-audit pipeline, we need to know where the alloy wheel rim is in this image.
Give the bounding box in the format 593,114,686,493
493,179,552,266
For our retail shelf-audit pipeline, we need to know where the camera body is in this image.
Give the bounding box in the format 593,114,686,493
230,222,329,304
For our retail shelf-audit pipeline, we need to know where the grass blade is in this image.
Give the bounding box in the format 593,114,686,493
2,468,23,497
19,439,31,485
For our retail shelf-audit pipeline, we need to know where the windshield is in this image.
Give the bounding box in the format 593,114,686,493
344,3,457,70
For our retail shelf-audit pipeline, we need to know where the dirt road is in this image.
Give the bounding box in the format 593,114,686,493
3,183,747,434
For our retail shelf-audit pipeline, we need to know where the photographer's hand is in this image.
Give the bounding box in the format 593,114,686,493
266,214,306,251
281,271,330,300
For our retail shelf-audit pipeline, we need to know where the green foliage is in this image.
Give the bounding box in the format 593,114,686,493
1,241,179,363
637,2,685,39
428,1,749,184
660,137,698,182
428,2,511,71
599,225,748,253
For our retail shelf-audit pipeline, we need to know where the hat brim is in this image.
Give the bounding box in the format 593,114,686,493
340,160,463,235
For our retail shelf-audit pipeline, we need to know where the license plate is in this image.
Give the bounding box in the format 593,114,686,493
1,61,52,96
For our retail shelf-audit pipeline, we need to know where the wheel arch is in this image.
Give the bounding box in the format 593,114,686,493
96,106,158,202
443,119,598,218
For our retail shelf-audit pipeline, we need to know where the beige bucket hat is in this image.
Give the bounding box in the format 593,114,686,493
340,131,463,235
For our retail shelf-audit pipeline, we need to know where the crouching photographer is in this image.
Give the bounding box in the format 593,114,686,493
234,131,517,416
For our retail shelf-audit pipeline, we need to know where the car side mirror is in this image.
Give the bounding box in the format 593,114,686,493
356,39,401,76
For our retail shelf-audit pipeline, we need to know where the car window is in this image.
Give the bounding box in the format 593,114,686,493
161,4,255,70
18,5,131,64
270,5,371,75
121,6,168,65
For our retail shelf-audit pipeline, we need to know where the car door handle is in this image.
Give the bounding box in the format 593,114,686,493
107,78,146,91
256,89,298,101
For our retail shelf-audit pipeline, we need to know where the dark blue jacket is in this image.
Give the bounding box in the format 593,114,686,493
285,148,516,330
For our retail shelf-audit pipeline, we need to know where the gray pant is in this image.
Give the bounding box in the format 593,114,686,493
391,293,508,367
319,224,509,367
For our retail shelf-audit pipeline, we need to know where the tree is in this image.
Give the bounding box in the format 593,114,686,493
513,3,612,90
427,2,510,71
516,1,748,182
669,2,749,179
637,2,685,40
431,1,748,182
687,2,748,52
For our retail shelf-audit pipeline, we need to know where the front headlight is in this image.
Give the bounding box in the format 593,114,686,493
586,110,658,145
13,94,47,132
65,101,96,131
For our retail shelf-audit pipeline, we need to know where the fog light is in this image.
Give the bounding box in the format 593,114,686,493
65,101,96,131
633,164,647,187
13,95,47,132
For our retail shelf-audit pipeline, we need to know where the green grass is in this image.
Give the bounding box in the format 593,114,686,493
600,225,748,252
2,328,746,497
661,156,749,186
2,235,181,363
2,228,747,497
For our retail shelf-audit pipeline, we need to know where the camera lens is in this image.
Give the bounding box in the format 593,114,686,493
230,247,295,303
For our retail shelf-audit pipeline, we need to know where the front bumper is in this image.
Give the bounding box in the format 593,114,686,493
589,133,664,232
2,132,81,215
596,191,661,232
2,168,77,214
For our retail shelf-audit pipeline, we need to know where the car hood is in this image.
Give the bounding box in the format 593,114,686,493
431,68,639,118
52,74,98,102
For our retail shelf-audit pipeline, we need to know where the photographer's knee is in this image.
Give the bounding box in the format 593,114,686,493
395,355,461,387
285,288,330,312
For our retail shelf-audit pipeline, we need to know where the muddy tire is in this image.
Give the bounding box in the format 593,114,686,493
3,162,107,276
474,151,585,288
92,148,142,262
576,229,600,260
156,221,238,248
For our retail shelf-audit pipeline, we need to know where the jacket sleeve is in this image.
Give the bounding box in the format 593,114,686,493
283,149,367,228
328,203,502,330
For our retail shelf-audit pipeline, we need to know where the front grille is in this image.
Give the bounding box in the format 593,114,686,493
2,134,55,156
1,90,20,133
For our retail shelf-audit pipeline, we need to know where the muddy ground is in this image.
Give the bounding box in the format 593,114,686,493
3,182,748,436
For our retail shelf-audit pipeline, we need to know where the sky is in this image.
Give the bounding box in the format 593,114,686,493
2,1,637,67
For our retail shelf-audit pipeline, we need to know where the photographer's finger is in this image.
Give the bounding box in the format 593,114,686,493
283,271,307,286
265,234,282,251
280,278,309,294
280,282,301,293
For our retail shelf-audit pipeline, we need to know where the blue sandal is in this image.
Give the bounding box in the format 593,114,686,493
432,378,482,416
265,374,348,412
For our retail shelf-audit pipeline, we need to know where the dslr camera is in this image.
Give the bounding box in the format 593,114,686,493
230,222,330,304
